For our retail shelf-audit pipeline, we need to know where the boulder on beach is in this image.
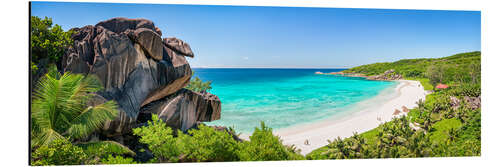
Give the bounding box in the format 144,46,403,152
402,106,409,113
366,69,402,80
62,17,220,136
393,109,401,115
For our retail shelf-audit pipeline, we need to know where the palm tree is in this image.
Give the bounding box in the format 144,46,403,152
416,99,425,111
31,66,134,156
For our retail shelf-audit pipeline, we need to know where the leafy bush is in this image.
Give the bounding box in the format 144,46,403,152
186,71,212,92
177,124,239,162
426,64,447,88
429,118,463,144
101,155,137,164
78,140,136,162
133,114,180,163
448,83,481,97
134,116,304,162
237,122,304,161
31,16,74,66
31,139,87,166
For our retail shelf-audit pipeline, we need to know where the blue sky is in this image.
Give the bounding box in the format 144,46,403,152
31,2,480,68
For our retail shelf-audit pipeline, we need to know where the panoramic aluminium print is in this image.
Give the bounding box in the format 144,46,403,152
29,1,481,165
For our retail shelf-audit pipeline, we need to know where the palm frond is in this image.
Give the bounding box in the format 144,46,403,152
32,128,66,147
77,141,136,156
65,100,119,139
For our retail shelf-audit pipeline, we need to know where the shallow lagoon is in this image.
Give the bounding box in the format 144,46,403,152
194,68,397,133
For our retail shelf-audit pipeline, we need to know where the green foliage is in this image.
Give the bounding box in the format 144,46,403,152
342,51,481,85
426,64,447,88
31,16,74,65
133,114,180,163
134,116,304,162
178,124,239,162
31,66,119,146
186,71,213,92
237,121,304,161
429,118,463,144
31,61,39,73
77,141,136,157
448,83,481,97
31,139,87,166
405,77,433,91
101,155,137,164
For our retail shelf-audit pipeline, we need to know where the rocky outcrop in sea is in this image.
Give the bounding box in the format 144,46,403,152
62,17,221,137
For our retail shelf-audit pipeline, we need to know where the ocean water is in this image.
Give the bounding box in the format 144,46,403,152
193,68,397,133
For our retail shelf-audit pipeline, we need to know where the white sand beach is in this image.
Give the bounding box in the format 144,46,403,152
240,80,427,155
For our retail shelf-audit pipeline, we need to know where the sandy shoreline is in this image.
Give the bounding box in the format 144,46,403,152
239,80,427,155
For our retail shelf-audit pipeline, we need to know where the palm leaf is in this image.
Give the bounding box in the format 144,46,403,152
31,68,118,145
32,128,66,147
65,100,118,139
77,141,136,156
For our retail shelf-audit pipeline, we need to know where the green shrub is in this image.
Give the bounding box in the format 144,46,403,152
31,139,87,166
237,122,304,161
133,114,180,163
30,16,74,72
448,83,481,97
101,155,137,164
186,71,212,92
429,118,463,144
177,124,239,162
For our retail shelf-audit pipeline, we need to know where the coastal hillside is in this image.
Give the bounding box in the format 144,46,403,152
307,51,481,159
342,51,481,88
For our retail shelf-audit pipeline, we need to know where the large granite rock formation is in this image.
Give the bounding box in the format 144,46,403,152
62,17,221,136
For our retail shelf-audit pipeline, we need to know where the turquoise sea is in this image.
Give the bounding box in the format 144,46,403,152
194,68,397,133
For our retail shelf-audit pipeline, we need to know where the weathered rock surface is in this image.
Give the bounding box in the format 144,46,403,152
164,37,194,57
464,96,481,110
366,69,403,80
141,89,221,131
402,106,409,113
449,96,481,110
62,18,220,136
127,28,164,61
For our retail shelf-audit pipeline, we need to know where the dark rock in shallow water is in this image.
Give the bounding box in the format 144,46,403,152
62,17,218,136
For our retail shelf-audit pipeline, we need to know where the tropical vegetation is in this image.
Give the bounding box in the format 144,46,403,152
185,71,213,93
132,114,303,162
30,16,74,73
30,66,135,165
307,51,481,159
30,16,480,165
343,51,481,89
